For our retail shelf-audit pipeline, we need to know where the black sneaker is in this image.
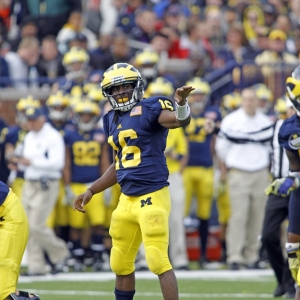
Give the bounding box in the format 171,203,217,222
51,261,69,274
285,290,296,298
20,271,45,276
229,262,240,270
273,284,285,297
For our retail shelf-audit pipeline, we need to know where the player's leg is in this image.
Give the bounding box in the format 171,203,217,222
286,188,300,299
216,181,231,263
85,189,108,271
182,167,195,216
139,187,178,300
244,169,268,267
226,169,250,269
168,172,189,269
109,193,142,299
261,193,293,296
0,190,30,299
196,167,214,266
68,183,88,271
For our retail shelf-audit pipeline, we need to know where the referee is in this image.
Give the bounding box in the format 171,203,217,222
261,101,295,298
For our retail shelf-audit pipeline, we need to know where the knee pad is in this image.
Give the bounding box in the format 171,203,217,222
110,247,134,275
146,246,171,275
9,291,41,300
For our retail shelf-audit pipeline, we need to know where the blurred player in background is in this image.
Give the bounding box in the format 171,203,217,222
63,100,111,272
183,77,221,267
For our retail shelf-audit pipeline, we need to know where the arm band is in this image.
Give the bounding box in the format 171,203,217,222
87,187,95,195
175,100,190,121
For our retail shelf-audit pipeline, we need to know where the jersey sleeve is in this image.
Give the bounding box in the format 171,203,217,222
143,96,175,129
278,117,300,151
5,127,18,145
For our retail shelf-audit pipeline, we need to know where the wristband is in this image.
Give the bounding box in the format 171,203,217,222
175,100,190,121
87,187,95,195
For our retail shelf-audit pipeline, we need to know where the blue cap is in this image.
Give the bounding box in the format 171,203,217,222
25,107,44,120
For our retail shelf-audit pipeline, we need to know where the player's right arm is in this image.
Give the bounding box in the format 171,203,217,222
73,160,117,213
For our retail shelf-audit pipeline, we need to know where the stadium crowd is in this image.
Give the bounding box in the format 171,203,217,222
1,0,300,298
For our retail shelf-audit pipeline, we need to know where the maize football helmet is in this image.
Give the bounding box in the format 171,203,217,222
63,47,89,81
101,63,144,112
220,92,242,117
252,83,273,114
185,77,211,111
73,100,100,132
145,77,174,97
134,49,159,83
16,95,41,126
286,66,300,116
46,91,70,122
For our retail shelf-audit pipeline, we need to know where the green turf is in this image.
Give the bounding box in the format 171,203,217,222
17,278,277,300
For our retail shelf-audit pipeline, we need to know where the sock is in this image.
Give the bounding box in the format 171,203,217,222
199,219,209,260
91,234,105,260
69,239,85,261
114,288,135,300
58,226,70,243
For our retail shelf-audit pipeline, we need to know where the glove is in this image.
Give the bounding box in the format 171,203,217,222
63,185,76,206
265,176,300,197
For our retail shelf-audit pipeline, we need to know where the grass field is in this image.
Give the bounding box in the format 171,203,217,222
17,270,279,300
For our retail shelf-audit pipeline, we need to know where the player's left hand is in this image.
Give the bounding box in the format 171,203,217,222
174,86,195,106
265,176,300,197
73,189,93,213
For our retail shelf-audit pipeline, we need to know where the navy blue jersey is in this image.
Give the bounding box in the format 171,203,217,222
0,180,9,206
64,127,106,183
5,125,27,178
102,96,173,196
185,106,222,167
278,114,300,152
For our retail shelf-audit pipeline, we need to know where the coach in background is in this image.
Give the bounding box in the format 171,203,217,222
216,87,273,270
17,107,69,275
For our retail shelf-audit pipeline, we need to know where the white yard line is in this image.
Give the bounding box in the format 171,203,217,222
24,289,274,298
18,269,275,283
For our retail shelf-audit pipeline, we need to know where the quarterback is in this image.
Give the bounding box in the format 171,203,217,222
74,62,193,300
266,65,300,300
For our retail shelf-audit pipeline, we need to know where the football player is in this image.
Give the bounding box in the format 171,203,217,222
63,100,111,272
252,83,274,117
52,47,90,95
133,49,160,89
182,77,221,267
45,92,73,242
73,63,193,300
0,180,40,300
5,96,41,197
266,65,300,300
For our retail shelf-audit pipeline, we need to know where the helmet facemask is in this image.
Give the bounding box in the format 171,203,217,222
103,79,144,112
75,113,98,132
